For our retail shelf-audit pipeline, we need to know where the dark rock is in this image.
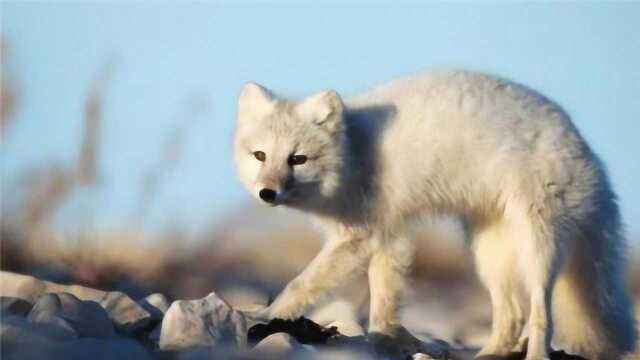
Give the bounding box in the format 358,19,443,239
1,296,33,317
26,293,115,338
60,338,153,360
138,293,170,322
1,314,76,346
27,294,78,340
248,317,341,346
100,291,151,335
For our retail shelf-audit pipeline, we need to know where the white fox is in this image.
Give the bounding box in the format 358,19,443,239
233,70,637,360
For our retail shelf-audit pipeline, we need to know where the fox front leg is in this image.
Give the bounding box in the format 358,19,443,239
367,237,426,358
263,235,371,320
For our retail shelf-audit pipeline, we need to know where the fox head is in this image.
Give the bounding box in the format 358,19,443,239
233,83,346,210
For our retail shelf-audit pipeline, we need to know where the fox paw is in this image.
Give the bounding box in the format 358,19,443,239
368,326,427,358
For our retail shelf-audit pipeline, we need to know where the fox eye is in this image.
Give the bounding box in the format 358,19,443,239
253,151,266,162
288,154,307,166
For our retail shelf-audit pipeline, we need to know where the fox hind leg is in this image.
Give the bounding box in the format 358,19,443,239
519,210,570,360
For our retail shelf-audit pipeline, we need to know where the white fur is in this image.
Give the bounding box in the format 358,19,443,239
233,70,638,359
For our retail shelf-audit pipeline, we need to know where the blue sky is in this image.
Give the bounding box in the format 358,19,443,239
2,1,639,241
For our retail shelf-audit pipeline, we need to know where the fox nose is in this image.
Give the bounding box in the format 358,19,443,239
259,188,277,203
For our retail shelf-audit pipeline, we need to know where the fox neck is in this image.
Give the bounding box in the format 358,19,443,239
302,111,375,226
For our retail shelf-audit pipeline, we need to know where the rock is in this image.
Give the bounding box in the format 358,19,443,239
1,296,33,316
248,317,341,346
27,294,78,340
159,292,247,351
0,271,105,303
176,344,246,360
0,271,151,335
413,353,436,360
100,291,151,335
26,293,115,338
0,271,49,303
148,323,162,344
252,332,298,354
327,319,364,337
138,293,170,322
0,319,67,360
310,348,376,360
59,338,153,360
1,314,76,346
1,315,152,360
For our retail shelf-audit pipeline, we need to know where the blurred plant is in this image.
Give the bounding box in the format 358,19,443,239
1,38,18,136
135,95,209,228
18,60,113,232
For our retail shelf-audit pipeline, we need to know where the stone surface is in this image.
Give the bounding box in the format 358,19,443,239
175,344,246,360
2,336,154,360
1,296,33,316
148,323,162,344
159,291,247,351
413,353,436,360
1,314,77,346
1,271,151,335
327,319,365,337
138,292,170,322
0,271,104,303
27,294,79,340
252,332,298,354
60,338,153,360
26,293,115,338
310,348,376,360
100,291,151,334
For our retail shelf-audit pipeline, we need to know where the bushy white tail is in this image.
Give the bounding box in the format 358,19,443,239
552,213,637,359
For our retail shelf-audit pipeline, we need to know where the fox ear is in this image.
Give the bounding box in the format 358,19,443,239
296,90,344,133
237,82,275,124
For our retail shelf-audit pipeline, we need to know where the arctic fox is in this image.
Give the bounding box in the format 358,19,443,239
233,70,637,360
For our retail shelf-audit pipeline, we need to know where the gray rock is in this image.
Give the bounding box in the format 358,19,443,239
327,319,365,337
1,271,151,335
176,344,248,360
1,314,76,346
159,292,247,351
27,294,78,340
0,271,105,303
138,293,170,321
0,322,66,360
310,349,376,360
59,338,153,360
1,296,33,316
100,291,151,335
26,293,115,338
0,271,48,303
413,354,436,360
252,332,298,355
1,316,152,360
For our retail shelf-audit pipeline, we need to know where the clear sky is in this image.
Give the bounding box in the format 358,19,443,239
1,1,639,241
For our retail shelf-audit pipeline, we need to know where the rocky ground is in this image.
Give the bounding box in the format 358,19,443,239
4,270,629,360
1,270,492,359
